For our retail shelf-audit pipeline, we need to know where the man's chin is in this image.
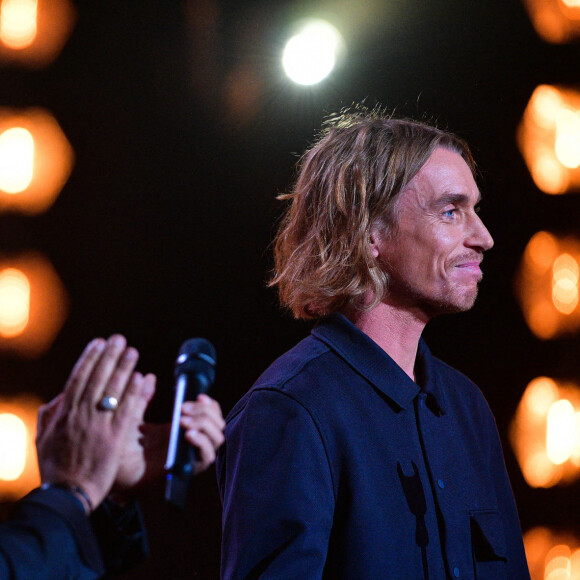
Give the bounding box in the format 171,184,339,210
427,288,479,317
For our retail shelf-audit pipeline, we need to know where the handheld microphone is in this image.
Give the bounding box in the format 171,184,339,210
164,338,216,508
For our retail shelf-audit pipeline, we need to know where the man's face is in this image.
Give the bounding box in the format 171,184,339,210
371,147,494,319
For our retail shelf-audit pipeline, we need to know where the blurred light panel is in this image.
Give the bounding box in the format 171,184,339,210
0,0,38,50
524,527,580,580
0,396,41,500
0,253,67,358
510,377,580,488
0,127,34,193
0,268,30,337
282,20,345,86
522,0,580,43
0,108,74,215
546,399,576,464
514,231,580,339
518,85,580,194
0,0,76,68
0,413,27,480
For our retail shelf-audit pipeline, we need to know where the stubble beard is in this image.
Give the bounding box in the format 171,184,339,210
420,279,481,318
386,275,481,320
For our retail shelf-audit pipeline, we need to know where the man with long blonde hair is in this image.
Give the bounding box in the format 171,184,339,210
217,108,530,579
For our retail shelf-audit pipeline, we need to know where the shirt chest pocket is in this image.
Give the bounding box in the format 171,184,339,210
469,510,507,580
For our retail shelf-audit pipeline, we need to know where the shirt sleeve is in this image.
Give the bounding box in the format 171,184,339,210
217,388,335,580
0,487,104,579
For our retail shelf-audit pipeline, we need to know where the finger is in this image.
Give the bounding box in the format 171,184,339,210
113,373,157,434
36,393,64,439
197,393,219,406
184,430,217,474
93,345,140,409
181,402,226,432
181,397,226,422
63,339,106,406
79,335,130,407
180,414,225,450
197,394,225,417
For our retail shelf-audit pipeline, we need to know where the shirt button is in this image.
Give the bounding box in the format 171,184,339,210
453,567,460,577
437,479,445,489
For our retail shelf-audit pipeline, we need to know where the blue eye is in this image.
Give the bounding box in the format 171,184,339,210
443,209,456,218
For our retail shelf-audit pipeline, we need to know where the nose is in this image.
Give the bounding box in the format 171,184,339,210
466,213,494,252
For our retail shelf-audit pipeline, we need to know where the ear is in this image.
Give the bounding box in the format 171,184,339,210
368,226,382,259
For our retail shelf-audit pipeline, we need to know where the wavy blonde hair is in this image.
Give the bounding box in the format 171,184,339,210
270,108,475,319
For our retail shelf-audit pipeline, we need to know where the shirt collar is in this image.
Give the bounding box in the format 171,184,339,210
311,313,446,415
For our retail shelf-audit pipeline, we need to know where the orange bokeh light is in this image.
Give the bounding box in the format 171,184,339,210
0,0,38,50
515,232,580,339
524,528,580,580
0,252,67,358
0,108,74,215
0,0,76,68
510,377,580,488
517,85,580,194
0,413,28,480
0,127,34,193
0,396,41,500
521,0,580,43
0,267,30,337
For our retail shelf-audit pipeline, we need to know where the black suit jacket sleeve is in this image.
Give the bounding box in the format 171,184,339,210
0,488,149,579
91,497,149,574
0,486,105,579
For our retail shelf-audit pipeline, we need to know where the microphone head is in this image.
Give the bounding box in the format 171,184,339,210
174,338,217,392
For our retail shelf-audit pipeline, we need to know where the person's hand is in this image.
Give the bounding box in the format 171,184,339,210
110,393,225,501
180,394,225,475
36,336,155,512
110,419,168,502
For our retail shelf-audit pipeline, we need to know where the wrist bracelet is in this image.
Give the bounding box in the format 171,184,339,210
40,482,94,514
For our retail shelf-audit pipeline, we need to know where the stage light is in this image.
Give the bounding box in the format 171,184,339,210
0,108,74,215
514,231,580,339
518,85,580,194
510,377,580,488
555,109,580,169
0,413,27,480
0,127,34,193
524,528,580,580
546,399,576,464
282,20,344,86
0,0,76,68
0,268,30,337
0,253,67,358
521,0,580,43
0,396,41,500
0,0,37,50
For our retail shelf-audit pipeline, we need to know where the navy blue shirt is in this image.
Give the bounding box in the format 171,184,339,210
218,313,530,579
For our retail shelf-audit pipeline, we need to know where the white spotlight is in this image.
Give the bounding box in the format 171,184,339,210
282,20,344,86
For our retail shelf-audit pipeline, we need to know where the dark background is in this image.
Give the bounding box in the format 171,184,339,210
1,0,580,577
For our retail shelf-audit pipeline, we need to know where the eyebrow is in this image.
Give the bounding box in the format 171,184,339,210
433,192,482,208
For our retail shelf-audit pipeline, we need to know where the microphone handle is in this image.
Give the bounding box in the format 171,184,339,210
164,373,197,508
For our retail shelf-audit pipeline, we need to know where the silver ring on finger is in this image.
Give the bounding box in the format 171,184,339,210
98,395,119,412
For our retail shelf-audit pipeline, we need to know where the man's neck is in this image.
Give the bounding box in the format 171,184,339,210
345,302,428,382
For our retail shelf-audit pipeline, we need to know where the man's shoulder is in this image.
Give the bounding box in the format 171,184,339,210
225,334,336,423
257,334,331,387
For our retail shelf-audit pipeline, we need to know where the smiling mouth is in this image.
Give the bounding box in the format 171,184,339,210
454,262,483,280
